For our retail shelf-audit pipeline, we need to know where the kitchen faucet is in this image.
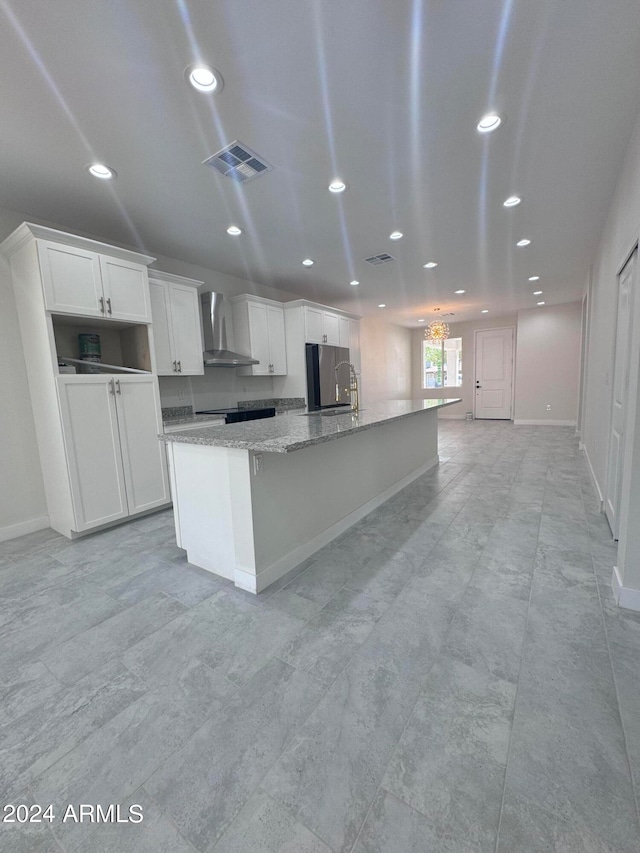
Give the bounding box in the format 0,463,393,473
335,361,359,413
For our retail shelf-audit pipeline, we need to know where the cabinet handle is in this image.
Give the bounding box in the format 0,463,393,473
99,296,106,314
115,379,121,394
109,378,115,395
173,360,177,372
106,297,113,315
177,360,182,373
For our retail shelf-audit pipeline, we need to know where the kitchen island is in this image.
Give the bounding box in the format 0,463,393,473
163,399,460,593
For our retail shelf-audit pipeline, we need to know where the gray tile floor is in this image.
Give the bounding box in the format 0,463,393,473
1,421,639,852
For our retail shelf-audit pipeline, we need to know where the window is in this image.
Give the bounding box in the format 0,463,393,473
422,337,462,389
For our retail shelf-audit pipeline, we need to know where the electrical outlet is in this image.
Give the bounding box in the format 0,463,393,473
546,404,551,411
177,388,186,401
253,453,263,475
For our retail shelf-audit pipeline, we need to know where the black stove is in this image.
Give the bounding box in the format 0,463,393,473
195,406,276,425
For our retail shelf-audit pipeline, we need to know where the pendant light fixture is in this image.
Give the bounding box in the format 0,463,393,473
425,309,450,342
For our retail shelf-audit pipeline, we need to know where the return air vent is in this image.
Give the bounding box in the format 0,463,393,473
364,253,396,265
203,141,272,184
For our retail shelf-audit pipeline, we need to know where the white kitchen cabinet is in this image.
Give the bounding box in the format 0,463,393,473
38,240,152,322
273,299,360,403
149,271,204,375
304,305,340,345
58,375,169,531
1,222,169,540
230,295,288,376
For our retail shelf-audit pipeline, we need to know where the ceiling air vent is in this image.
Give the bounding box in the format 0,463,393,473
203,141,272,184
364,253,396,265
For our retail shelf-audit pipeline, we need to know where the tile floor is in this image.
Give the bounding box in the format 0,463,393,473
1,421,639,852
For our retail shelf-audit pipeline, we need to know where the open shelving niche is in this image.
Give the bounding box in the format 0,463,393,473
51,314,153,375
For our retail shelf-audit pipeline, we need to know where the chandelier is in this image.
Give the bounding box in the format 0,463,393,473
425,319,450,341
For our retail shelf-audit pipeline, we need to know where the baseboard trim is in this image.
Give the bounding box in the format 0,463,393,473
235,453,440,594
513,419,577,426
611,565,640,612
0,515,50,543
582,444,604,507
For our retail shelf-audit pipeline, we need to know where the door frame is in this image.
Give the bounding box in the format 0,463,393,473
472,326,516,420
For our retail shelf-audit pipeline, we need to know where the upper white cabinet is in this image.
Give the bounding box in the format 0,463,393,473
304,306,340,345
230,295,287,376
38,240,152,322
149,271,204,375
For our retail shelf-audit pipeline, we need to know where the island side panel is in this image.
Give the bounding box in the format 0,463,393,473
170,442,244,580
245,410,438,592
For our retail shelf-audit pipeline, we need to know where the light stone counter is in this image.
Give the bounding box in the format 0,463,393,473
162,399,460,453
165,399,460,594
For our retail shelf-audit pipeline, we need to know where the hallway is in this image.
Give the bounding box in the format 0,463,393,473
0,421,638,852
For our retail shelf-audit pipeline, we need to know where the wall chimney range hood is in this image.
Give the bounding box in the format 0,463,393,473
201,291,259,367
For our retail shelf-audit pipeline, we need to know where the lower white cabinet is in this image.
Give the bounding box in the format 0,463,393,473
230,295,287,375
57,375,170,531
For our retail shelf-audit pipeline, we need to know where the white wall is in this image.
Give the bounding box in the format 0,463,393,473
514,302,582,424
359,317,412,404
582,106,640,598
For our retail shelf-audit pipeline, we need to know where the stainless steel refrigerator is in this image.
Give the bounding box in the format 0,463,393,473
305,344,351,410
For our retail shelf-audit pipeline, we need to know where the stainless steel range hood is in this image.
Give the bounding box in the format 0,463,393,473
201,291,259,367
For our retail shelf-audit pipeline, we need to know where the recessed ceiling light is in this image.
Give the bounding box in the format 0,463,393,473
389,231,403,240
186,64,223,93
378,303,386,308
537,301,545,306
516,239,531,247
528,276,540,281
418,319,425,323
350,280,359,286
329,180,346,193
423,261,438,269
226,225,242,236
302,259,314,267
477,114,502,133
87,163,116,180
454,289,466,294
533,290,543,295
503,196,521,207
481,309,489,313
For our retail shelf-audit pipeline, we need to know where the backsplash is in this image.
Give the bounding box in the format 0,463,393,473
158,371,278,412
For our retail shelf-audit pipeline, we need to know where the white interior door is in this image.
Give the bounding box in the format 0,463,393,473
605,250,637,538
474,328,514,419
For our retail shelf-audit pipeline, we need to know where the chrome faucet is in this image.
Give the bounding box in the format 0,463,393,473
335,361,359,413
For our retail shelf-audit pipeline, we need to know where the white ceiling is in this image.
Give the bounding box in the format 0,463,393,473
2,0,640,326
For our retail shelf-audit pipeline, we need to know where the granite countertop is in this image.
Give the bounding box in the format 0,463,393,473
162,413,227,428
161,399,461,454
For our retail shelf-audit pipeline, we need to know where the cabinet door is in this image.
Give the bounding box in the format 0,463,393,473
57,376,128,531
323,311,340,345
304,307,324,343
169,284,204,375
149,280,176,374
38,241,104,317
267,304,287,375
114,376,170,514
338,316,351,349
247,302,271,375
349,319,361,374
99,256,152,323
